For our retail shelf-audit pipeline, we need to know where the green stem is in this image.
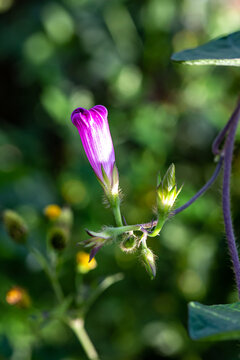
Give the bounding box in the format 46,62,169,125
110,195,123,227
68,318,100,360
107,224,141,236
49,270,64,303
31,248,64,303
148,217,166,237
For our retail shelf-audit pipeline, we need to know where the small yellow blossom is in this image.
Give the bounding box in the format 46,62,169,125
6,286,31,308
44,204,62,220
76,251,97,273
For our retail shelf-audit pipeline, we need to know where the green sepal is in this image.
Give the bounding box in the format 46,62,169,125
156,163,182,217
112,162,119,191
101,164,111,189
120,233,137,253
161,163,175,192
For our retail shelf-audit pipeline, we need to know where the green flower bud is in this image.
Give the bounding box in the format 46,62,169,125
157,164,182,217
48,227,68,251
3,210,28,244
141,245,156,280
120,233,137,253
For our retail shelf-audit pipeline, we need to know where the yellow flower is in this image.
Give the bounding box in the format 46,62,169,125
6,286,31,308
76,251,97,273
44,204,62,220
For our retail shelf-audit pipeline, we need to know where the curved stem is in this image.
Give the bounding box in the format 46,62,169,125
222,102,240,297
172,156,223,216
212,103,240,156
147,217,166,237
67,318,99,360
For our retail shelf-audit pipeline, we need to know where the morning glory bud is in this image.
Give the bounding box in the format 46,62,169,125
157,164,182,217
71,105,119,198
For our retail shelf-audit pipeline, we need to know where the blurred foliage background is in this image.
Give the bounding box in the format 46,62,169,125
1,0,240,359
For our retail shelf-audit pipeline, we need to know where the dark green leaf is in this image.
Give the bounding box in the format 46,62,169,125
189,301,240,341
172,31,240,66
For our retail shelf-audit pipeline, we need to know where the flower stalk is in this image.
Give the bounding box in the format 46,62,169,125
67,318,99,360
221,101,240,297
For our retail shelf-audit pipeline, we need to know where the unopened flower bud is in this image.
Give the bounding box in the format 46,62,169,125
141,246,156,280
48,227,68,251
120,233,137,253
157,164,182,217
6,286,31,308
56,207,73,229
3,210,28,244
71,105,120,198
44,204,62,220
76,251,97,273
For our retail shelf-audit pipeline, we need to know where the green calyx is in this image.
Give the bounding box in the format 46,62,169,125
157,163,182,216
101,163,120,199
120,232,137,253
149,164,182,238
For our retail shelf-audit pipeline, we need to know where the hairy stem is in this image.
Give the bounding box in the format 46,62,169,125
222,102,240,297
147,217,166,237
172,157,223,216
212,103,240,156
110,195,123,227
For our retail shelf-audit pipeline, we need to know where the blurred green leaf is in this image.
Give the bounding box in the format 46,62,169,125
189,301,240,341
172,31,240,66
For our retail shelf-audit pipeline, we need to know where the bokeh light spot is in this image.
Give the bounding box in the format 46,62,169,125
0,0,13,13
61,179,88,206
23,33,54,65
42,3,74,44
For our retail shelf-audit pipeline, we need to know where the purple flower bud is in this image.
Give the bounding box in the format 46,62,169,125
71,105,116,188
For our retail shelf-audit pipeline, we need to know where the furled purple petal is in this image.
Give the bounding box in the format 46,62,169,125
89,245,103,262
71,105,115,184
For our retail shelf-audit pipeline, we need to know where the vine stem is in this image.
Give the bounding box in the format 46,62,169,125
212,102,240,156
67,318,100,360
172,156,223,216
222,101,240,297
